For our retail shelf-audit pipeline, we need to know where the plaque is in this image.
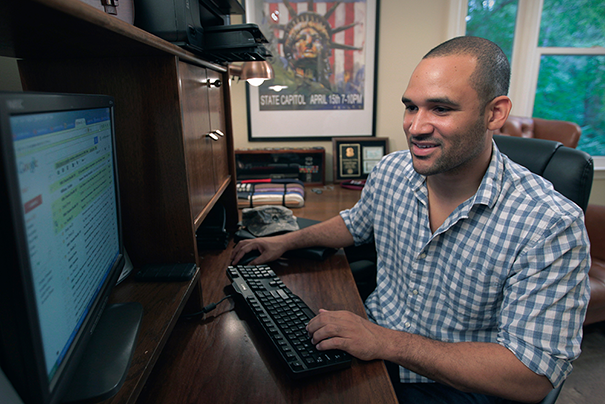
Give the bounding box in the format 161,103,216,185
332,137,389,183
339,144,361,178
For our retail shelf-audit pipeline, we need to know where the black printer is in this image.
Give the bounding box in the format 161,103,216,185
133,0,270,63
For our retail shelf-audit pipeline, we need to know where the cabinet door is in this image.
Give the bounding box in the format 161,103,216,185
206,69,230,191
180,61,216,224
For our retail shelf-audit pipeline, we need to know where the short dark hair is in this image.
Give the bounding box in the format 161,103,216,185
424,36,511,108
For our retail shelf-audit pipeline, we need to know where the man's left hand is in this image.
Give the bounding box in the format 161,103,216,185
306,309,387,361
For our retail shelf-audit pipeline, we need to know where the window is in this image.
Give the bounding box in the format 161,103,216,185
465,0,518,62
453,0,605,160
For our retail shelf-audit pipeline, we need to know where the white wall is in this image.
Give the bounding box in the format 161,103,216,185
591,172,605,204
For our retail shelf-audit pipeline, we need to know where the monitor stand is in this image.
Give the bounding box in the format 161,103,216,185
61,302,143,404
0,367,24,404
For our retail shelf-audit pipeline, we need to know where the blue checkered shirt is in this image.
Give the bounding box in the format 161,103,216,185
340,142,590,388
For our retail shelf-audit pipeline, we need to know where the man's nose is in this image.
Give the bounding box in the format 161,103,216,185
406,110,431,135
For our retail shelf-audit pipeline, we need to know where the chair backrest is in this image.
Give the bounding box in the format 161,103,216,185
493,135,594,212
496,116,582,148
532,117,582,149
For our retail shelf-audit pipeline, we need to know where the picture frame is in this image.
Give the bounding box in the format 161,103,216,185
332,137,388,183
245,0,379,141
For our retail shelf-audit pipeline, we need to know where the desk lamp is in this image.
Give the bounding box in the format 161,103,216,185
230,61,274,86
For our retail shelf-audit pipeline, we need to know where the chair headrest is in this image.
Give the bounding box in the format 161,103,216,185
493,135,593,212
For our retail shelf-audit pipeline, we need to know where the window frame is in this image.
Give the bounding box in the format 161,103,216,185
449,0,605,169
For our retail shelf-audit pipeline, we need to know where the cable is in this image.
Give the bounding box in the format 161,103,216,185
181,294,234,318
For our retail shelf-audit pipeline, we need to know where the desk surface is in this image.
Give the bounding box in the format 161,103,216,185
291,185,362,222
136,246,397,404
135,185,397,403
237,184,362,222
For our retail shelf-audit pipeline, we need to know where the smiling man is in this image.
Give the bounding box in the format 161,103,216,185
231,36,590,404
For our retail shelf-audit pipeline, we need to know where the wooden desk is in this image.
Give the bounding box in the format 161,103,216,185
104,185,394,404
237,184,363,222
134,185,396,403
294,185,362,222
106,271,202,404
136,244,396,404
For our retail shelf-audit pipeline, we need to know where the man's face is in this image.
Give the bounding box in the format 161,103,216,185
401,55,491,177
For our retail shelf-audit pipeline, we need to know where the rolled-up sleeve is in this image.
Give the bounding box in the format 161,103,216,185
497,213,591,388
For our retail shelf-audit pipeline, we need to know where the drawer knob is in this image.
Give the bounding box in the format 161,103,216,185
207,132,219,141
208,79,222,88
213,130,225,137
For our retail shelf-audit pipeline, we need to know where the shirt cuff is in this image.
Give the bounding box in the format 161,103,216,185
499,331,572,388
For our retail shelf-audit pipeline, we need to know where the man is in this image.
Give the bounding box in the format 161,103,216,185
231,36,590,403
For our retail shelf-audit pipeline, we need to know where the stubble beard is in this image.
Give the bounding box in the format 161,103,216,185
411,116,489,177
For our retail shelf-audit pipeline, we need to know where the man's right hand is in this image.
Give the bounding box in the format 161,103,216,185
230,236,288,265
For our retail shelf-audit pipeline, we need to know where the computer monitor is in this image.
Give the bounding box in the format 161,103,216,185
0,92,142,404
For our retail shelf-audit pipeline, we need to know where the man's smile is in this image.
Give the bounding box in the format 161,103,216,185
411,140,440,156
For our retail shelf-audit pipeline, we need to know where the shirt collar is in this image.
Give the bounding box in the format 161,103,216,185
471,140,504,209
403,153,426,194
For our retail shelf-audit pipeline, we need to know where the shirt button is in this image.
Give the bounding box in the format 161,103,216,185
413,289,419,295
404,322,411,328
418,253,427,259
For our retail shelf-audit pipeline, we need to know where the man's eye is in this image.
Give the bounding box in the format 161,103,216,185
434,106,452,113
405,105,418,112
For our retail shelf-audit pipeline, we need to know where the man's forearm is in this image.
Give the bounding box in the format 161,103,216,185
231,214,356,265
382,328,553,403
308,310,552,402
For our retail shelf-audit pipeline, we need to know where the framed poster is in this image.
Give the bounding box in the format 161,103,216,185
245,0,379,140
332,137,388,182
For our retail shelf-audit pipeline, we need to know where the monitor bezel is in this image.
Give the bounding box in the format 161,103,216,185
0,91,125,404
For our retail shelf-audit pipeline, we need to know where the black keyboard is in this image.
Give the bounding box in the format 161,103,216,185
227,264,352,378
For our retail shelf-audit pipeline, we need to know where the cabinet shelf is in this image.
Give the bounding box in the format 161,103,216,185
6,0,238,268
1,0,224,71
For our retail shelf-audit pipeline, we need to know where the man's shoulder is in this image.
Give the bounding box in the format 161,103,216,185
381,149,410,162
368,150,419,186
374,150,412,174
499,155,583,218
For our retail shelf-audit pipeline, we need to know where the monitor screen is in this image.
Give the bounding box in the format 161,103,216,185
0,92,139,404
11,103,119,381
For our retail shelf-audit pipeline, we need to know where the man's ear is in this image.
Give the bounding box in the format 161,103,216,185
486,96,512,131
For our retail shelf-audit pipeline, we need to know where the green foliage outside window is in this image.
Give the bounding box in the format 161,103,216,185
466,0,605,156
535,0,605,155
534,56,605,156
466,0,518,62
539,0,605,48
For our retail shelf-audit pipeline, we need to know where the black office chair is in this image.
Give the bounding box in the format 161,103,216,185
493,135,593,212
535,382,564,404
346,136,593,404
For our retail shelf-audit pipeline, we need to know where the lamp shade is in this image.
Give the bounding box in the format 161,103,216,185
231,61,274,86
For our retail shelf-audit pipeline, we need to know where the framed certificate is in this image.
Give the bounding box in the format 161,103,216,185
332,137,388,182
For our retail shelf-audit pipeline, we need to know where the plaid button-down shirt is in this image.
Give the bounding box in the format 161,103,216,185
340,142,590,388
